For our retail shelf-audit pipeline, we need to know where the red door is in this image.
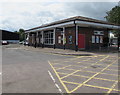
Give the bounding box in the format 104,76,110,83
78,34,85,49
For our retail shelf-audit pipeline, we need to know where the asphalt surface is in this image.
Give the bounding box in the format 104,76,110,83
2,44,73,93
2,44,119,94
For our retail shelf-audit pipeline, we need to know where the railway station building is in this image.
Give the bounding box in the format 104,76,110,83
25,16,120,51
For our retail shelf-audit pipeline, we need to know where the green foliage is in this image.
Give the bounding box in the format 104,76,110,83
105,6,120,24
105,5,120,37
16,29,25,41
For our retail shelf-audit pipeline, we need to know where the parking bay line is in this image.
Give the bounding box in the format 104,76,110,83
106,68,120,72
69,55,97,61
57,55,110,80
48,61,70,93
52,55,110,68
71,74,117,82
60,70,81,80
70,60,117,93
55,65,85,71
81,56,98,62
57,72,117,82
50,55,118,93
62,81,119,92
55,64,119,72
59,56,108,77
55,64,120,76
56,67,119,77
55,56,85,63
74,64,119,72
55,65,72,70
106,81,118,95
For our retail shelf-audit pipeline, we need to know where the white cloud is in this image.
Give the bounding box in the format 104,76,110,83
1,0,120,2
0,1,118,31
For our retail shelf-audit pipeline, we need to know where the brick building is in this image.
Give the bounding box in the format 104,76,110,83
25,16,120,51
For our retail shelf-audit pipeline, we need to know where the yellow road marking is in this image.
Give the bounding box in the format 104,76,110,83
98,55,106,56
51,63,60,65
93,77,117,82
81,57,96,61
69,64,87,67
55,65,72,70
72,74,117,82
107,81,118,94
56,67,119,77
58,71,117,82
50,55,118,93
69,56,86,61
52,55,115,70
70,60,117,93
57,72,71,75
49,52,75,57
57,68,77,71
99,55,110,62
60,70,81,79
62,81,79,85
48,61,70,93
62,81,118,91
51,57,76,63
82,84,111,91
55,55,110,80
111,65,120,68
55,63,119,72
106,69,119,72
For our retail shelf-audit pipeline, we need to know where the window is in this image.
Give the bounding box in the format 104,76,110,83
94,31,104,35
96,36,99,43
44,31,54,45
69,35,72,44
58,36,61,44
92,35,103,44
100,36,103,43
92,36,95,43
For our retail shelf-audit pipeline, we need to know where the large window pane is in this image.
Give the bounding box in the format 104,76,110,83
44,31,54,45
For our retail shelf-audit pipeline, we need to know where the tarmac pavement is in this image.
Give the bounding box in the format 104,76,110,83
2,44,119,94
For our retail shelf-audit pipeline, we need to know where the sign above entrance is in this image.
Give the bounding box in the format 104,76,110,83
94,30,104,35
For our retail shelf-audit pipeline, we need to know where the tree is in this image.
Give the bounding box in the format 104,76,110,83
105,5,120,37
105,5,120,49
18,29,25,41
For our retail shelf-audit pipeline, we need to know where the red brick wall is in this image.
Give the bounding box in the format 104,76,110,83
55,26,76,50
78,27,109,50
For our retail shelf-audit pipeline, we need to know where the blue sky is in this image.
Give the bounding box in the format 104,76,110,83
0,0,119,32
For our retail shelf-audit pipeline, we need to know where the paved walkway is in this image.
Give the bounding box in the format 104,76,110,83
20,45,95,56
20,45,118,57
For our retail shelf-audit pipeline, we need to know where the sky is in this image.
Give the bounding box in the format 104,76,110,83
0,0,119,32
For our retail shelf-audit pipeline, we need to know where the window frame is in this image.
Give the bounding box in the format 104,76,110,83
44,31,54,45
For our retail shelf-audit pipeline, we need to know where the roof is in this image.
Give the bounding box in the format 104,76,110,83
26,16,119,31
1,29,19,40
0,29,13,33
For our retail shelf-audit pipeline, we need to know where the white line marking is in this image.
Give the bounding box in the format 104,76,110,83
55,83,60,89
48,70,63,94
0,72,1,75
48,70,55,83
